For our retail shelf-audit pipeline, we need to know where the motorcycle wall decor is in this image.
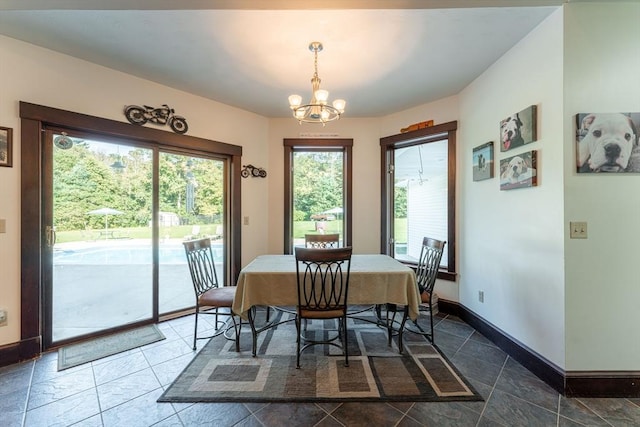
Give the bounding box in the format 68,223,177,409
241,164,267,178
124,104,189,134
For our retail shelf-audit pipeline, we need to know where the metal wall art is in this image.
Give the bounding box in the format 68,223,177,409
124,104,188,134
241,164,267,178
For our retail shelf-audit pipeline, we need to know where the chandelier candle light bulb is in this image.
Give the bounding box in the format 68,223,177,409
288,42,346,125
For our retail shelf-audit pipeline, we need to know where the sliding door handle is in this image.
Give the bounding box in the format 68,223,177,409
46,226,56,248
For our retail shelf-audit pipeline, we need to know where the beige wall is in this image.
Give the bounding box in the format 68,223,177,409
563,3,640,370
458,9,566,367
0,35,269,345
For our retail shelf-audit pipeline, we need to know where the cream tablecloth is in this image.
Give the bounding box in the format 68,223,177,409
232,254,420,320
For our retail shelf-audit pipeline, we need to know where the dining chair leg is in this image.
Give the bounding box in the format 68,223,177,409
397,308,409,354
384,304,398,348
429,308,435,344
342,316,349,367
192,307,199,351
230,316,241,352
295,316,302,369
248,306,258,357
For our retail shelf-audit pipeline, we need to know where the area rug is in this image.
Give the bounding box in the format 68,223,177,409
158,311,481,403
58,324,165,371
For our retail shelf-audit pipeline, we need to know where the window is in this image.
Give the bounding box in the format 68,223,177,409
283,139,352,254
380,121,457,280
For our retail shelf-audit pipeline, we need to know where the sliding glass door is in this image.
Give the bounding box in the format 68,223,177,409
46,131,228,345
158,153,226,314
50,134,153,342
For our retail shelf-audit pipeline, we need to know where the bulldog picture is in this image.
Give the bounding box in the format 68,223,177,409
500,150,537,190
576,113,639,173
472,141,494,181
500,114,523,151
0,127,11,167
500,105,537,152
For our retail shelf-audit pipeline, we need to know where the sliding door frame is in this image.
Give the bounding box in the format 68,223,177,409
19,101,243,356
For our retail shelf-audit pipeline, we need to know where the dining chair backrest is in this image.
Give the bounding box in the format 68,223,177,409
304,233,340,249
416,237,446,295
295,246,352,313
183,238,219,297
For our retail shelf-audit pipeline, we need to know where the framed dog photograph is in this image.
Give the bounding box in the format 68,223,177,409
0,126,12,168
500,105,537,152
575,112,640,173
499,150,537,191
472,141,494,181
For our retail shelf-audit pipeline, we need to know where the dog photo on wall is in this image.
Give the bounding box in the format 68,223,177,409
500,150,537,191
576,112,640,173
473,142,494,181
0,126,12,167
500,105,537,152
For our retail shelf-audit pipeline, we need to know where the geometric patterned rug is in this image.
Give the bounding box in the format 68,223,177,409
158,310,482,403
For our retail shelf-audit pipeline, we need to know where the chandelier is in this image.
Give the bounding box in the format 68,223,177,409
288,42,346,125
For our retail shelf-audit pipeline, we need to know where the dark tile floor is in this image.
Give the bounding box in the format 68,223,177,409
2,312,640,427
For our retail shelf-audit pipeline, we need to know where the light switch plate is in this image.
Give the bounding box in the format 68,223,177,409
0,219,5,233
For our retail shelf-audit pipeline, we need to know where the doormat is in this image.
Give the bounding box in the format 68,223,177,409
58,324,165,371
158,312,481,403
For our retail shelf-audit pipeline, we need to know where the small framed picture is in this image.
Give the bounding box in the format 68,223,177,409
0,127,12,168
500,105,537,152
500,150,537,191
472,142,494,181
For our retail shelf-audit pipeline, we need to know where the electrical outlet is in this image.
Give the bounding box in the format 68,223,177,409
0,219,5,233
478,291,484,303
570,221,588,239
0,309,7,326
243,216,249,225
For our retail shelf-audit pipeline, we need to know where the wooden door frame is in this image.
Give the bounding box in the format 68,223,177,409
18,101,243,358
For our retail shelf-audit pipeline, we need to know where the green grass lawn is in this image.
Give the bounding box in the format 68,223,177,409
55,218,408,244
55,224,222,244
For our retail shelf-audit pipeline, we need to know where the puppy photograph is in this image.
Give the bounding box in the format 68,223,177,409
0,127,12,167
500,105,537,152
576,112,640,173
472,141,494,181
500,150,537,190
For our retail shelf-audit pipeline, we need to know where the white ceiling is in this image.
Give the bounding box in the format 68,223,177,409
0,1,569,118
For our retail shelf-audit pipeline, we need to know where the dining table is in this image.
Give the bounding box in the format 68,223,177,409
232,253,420,355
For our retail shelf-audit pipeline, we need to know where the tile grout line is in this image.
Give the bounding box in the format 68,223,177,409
475,355,509,427
21,361,36,427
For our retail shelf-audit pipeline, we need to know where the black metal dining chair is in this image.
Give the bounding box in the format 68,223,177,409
304,233,340,248
381,237,446,353
183,237,240,351
294,246,352,368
